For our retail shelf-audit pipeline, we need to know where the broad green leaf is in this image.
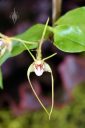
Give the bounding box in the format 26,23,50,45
0,67,3,89
53,7,85,52
55,7,85,25
53,25,85,52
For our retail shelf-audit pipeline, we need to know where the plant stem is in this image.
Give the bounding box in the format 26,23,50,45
52,0,62,24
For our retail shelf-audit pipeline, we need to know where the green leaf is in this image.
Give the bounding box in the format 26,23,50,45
53,7,85,52
0,67,3,89
54,25,85,53
53,25,85,52
55,7,85,25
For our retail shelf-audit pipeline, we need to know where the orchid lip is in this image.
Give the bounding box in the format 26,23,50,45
34,62,44,76
34,67,44,76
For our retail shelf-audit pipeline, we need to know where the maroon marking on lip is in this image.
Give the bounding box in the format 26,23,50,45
35,64,43,70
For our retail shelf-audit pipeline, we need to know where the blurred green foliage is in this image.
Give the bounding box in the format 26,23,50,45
0,83,85,128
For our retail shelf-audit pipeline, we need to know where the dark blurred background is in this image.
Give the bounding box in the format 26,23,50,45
0,0,85,124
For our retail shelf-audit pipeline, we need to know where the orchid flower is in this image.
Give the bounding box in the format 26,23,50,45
21,19,57,119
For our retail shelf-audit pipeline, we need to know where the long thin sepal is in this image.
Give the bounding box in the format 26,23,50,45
43,53,57,61
49,72,54,120
27,63,50,117
0,67,3,89
44,63,54,120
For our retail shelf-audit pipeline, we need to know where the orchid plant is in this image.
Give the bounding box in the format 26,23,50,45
0,7,85,119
